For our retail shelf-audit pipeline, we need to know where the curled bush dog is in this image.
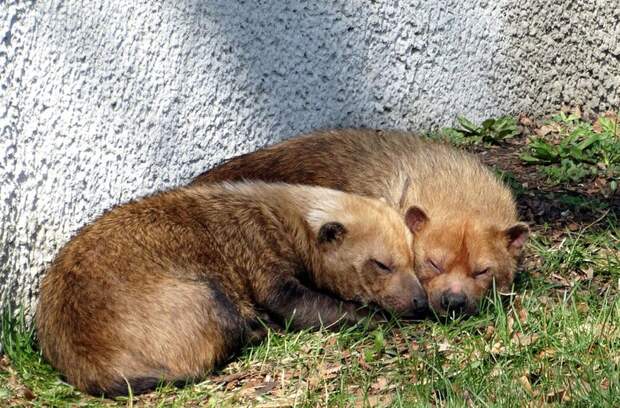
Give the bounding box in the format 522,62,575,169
36,181,426,397
193,129,530,317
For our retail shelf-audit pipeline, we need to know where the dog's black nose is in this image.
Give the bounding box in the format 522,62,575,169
440,291,467,313
412,294,428,312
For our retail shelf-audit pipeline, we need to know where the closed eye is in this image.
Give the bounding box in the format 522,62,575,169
372,259,392,273
474,268,491,278
427,259,443,273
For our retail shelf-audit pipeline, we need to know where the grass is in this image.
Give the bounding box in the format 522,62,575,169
2,217,618,407
1,111,618,406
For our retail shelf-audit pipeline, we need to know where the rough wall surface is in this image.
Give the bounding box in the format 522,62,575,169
1,0,619,315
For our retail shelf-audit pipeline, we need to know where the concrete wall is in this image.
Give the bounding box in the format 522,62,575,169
1,0,619,315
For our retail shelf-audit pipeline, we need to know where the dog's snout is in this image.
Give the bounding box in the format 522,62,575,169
440,291,467,313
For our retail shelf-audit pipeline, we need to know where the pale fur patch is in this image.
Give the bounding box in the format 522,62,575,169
213,180,351,234
217,180,270,195
304,189,349,233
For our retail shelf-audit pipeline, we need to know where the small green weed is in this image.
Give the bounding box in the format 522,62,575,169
436,116,519,145
521,113,620,188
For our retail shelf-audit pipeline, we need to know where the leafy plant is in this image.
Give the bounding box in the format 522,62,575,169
521,113,619,188
552,110,582,124
444,116,519,145
429,116,519,146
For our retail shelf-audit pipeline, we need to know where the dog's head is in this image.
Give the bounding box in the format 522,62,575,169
407,207,528,317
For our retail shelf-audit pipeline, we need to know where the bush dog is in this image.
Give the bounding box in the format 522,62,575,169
36,182,426,396
193,129,529,317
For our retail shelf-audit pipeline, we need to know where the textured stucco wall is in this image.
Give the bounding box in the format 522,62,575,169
1,0,619,316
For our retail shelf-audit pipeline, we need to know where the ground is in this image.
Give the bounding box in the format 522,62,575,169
1,110,618,407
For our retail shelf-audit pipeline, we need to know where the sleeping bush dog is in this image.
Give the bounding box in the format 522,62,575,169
36,182,426,396
193,129,529,316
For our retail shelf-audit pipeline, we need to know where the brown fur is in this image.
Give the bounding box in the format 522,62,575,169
193,129,529,316
36,182,425,396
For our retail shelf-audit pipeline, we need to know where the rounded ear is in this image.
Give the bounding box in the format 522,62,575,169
505,223,529,256
404,206,428,234
318,222,347,245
